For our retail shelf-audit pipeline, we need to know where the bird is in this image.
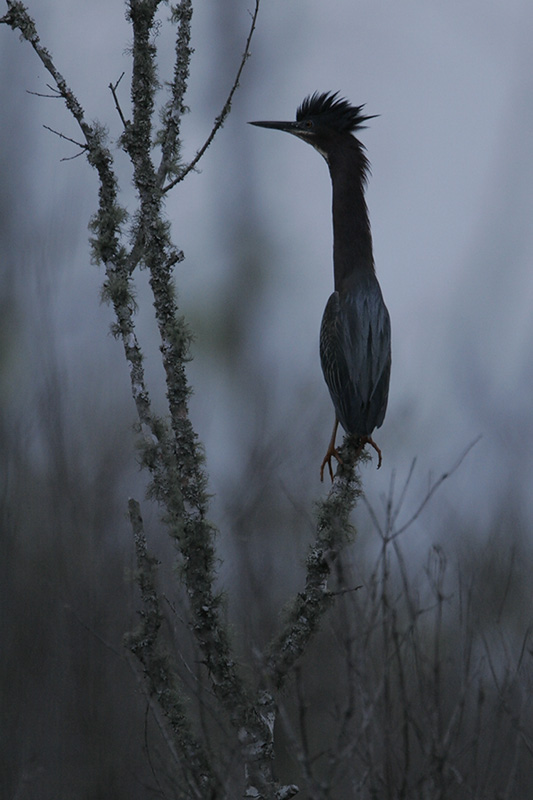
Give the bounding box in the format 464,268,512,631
250,91,391,481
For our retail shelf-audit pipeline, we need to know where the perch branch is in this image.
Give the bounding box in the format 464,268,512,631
266,438,364,689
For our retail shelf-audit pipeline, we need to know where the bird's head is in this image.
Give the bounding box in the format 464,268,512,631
249,91,377,162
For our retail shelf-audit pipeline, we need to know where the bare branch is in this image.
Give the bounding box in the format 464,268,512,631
42,123,87,150
1,1,93,146
393,435,481,537
26,88,62,98
109,71,128,127
363,436,482,547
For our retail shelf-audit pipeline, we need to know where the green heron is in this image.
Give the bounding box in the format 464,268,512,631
250,92,391,481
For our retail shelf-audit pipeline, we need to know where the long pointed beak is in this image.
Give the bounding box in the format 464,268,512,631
248,120,298,133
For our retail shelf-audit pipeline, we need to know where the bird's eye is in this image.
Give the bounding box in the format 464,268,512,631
305,120,313,128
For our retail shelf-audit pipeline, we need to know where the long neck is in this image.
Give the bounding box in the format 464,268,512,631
328,138,374,292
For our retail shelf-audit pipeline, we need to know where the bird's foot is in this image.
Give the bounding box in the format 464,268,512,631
320,444,344,483
357,436,383,469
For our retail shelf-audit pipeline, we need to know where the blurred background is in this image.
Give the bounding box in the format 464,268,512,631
2,0,533,796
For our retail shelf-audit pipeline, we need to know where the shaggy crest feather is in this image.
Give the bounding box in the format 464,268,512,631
296,91,376,133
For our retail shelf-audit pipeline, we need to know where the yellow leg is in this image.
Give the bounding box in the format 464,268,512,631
320,418,343,482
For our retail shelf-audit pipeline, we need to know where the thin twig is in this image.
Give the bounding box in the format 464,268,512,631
390,457,417,529
27,88,62,99
393,435,481,537
42,123,87,150
109,71,127,127
60,150,86,162
328,584,363,597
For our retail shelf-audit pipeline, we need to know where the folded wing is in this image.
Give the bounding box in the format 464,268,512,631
320,277,391,437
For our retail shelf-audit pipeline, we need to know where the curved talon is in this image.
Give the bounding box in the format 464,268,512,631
320,420,383,481
357,435,383,469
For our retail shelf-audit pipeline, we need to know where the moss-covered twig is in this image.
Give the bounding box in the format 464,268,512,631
126,499,220,799
267,438,365,689
162,0,260,191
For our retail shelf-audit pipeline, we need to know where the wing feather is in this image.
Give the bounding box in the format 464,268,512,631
320,277,391,436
